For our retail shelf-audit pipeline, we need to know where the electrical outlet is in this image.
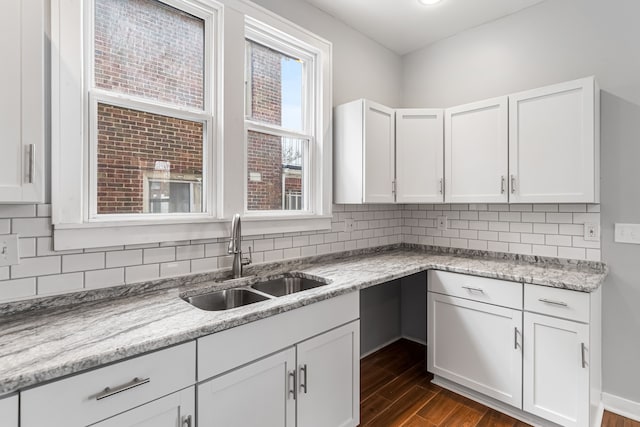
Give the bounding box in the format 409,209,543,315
0,234,19,267
584,223,599,241
344,218,355,232
437,216,448,231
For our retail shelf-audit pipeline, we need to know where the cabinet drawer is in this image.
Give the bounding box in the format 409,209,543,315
524,284,590,323
21,341,195,427
428,270,522,309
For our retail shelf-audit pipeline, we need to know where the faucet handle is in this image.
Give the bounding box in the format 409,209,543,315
242,246,253,266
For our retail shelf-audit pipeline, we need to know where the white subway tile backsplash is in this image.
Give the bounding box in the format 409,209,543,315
85,268,125,289
106,249,143,268
12,217,52,237
176,244,205,260
0,205,36,218
63,253,105,273
38,273,84,295
126,264,160,283
160,261,191,277
143,247,175,264
19,238,36,258
11,256,61,279
0,202,601,301
0,278,36,301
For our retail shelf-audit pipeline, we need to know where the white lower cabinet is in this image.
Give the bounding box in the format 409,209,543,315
427,292,522,408
198,347,297,427
0,394,18,427
21,342,196,427
296,321,360,427
92,387,195,427
523,313,589,427
197,320,360,427
428,271,601,427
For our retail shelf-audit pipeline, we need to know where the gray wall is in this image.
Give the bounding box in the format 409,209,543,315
402,0,640,403
360,281,401,356
251,0,403,107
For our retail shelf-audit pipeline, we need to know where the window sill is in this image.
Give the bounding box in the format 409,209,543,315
53,215,333,251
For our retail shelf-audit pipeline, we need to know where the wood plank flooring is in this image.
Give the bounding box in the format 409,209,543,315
360,339,640,427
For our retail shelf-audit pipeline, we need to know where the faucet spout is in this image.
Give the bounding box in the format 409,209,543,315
228,214,251,278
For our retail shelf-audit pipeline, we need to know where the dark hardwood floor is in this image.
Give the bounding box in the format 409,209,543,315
360,339,640,427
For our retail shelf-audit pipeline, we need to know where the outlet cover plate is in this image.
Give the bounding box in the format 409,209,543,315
437,216,448,231
584,223,599,241
0,234,19,267
344,218,355,232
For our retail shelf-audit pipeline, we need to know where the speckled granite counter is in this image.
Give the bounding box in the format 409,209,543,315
0,245,607,395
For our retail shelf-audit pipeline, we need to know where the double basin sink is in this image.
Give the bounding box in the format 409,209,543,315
184,274,328,311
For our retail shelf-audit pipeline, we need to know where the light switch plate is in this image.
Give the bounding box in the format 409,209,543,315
615,223,640,245
0,234,19,267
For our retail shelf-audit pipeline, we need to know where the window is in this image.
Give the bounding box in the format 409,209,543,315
244,25,315,213
90,0,214,220
52,0,332,249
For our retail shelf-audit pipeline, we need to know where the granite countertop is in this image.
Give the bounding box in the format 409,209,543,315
0,245,607,395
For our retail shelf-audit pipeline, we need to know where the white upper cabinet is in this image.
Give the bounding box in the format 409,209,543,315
445,97,508,203
334,99,395,204
0,0,45,203
396,109,444,203
509,77,599,203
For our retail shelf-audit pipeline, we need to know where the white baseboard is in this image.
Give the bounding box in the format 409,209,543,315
360,337,403,359
602,392,640,422
402,335,426,346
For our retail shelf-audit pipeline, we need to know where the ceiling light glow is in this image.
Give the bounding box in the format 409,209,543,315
418,0,442,5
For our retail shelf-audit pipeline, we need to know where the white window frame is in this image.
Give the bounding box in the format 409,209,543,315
244,22,314,215
51,0,333,250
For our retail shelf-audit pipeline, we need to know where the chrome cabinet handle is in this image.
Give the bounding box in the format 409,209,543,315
289,370,297,400
95,377,150,400
28,144,35,184
439,178,443,195
182,415,192,427
501,176,505,194
510,175,516,194
392,180,396,195
514,327,519,350
581,343,587,368
299,364,308,394
461,286,484,294
538,298,568,307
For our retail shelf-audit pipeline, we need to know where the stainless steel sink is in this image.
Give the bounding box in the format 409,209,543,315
251,276,327,297
184,288,269,311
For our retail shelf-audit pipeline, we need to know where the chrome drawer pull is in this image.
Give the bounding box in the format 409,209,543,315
289,370,297,400
538,298,568,307
581,343,587,368
300,364,308,394
95,377,150,400
461,286,484,294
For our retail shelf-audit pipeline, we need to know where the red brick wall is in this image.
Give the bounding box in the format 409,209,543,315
97,104,203,214
94,0,204,109
247,42,284,210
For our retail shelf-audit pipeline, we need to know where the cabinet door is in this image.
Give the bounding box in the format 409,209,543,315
0,395,18,427
396,109,444,203
92,387,194,427
363,100,395,203
198,347,296,427
297,320,360,427
523,312,589,427
427,292,522,408
509,77,598,203
445,97,508,203
0,0,44,203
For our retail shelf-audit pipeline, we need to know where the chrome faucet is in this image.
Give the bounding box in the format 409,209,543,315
228,214,252,278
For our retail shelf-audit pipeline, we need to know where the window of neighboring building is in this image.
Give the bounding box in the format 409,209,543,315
90,0,214,220
244,26,316,213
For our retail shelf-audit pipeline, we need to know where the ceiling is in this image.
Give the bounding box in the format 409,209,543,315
302,0,547,55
